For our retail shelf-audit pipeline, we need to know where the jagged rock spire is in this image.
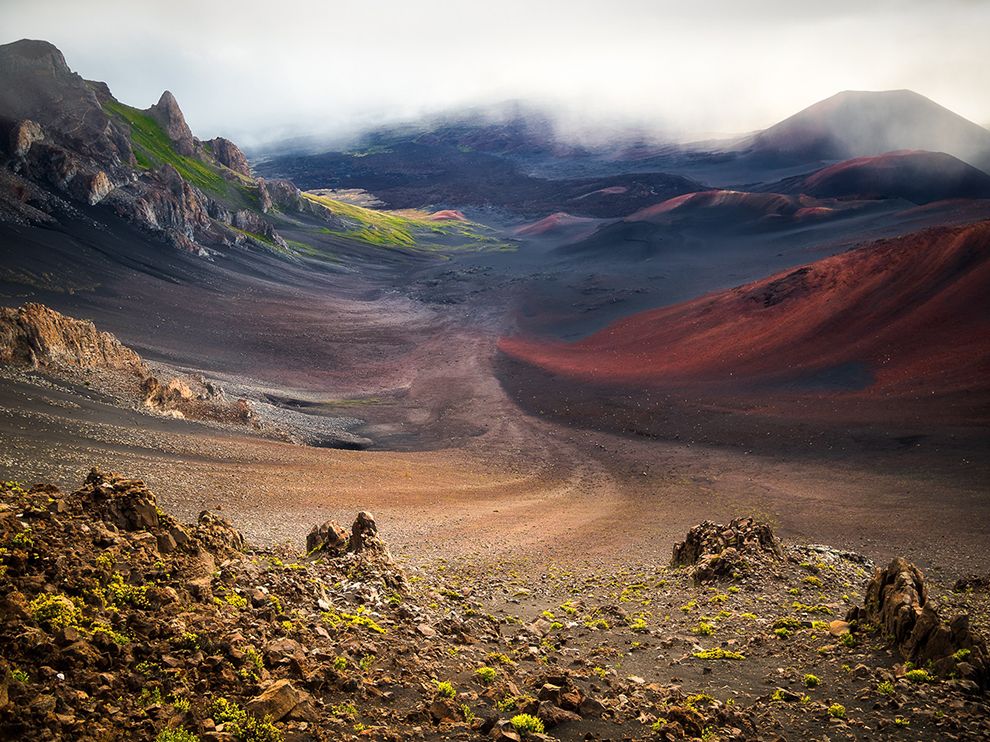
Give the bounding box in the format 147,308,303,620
148,89,195,156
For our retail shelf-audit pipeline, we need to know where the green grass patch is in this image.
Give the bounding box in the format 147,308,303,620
103,100,257,211
302,192,513,252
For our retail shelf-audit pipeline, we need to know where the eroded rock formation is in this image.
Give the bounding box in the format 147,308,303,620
0,303,147,373
849,557,989,687
671,517,783,584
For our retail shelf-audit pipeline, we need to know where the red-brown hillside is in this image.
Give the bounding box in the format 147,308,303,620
793,150,990,204
500,221,990,399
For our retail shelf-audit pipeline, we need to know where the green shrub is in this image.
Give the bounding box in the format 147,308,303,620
475,666,497,685
156,730,199,742
803,674,820,688
510,713,545,735
692,648,745,660
208,698,282,742
434,680,456,698
827,703,846,718
29,594,82,631
905,668,933,683
692,621,715,636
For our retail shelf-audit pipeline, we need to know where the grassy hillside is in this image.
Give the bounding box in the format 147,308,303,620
103,100,258,210
302,192,514,252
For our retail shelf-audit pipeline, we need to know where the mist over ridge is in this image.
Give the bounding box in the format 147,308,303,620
1,0,988,148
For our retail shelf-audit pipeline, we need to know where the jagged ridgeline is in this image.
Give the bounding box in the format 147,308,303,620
0,39,512,258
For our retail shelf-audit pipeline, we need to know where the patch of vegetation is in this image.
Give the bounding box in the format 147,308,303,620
90,620,130,645
496,694,535,712
803,674,821,688
876,680,895,695
904,668,933,683
692,648,745,660
156,730,199,742
827,703,846,719
29,593,83,631
330,701,358,720
475,666,497,684
209,698,283,742
104,572,151,608
792,601,832,614
692,621,715,636
140,687,164,707
303,192,512,252
487,652,515,666
510,713,545,735
321,607,387,634
434,680,456,698
103,100,237,199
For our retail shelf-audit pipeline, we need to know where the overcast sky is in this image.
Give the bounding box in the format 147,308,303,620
3,0,989,146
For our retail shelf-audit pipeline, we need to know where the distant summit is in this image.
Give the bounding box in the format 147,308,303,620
744,90,990,171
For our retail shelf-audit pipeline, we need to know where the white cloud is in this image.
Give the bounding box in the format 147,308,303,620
2,0,988,145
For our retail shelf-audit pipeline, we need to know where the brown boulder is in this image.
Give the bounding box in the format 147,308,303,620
244,678,307,722
306,520,348,555
537,701,581,727
861,557,926,646
672,517,782,567
671,518,780,584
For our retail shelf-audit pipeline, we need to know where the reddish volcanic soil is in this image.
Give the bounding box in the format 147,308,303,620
500,220,990,415
626,190,803,222
796,150,990,204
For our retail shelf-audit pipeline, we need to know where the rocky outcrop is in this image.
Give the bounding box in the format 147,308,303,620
8,119,43,158
192,510,245,557
147,90,195,156
350,511,382,553
102,164,228,252
75,468,162,532
258,178,304,213
0,40,133,169
306,520,348,555
0,40,296,256
849,557,989,687
207,136,251,177
671,517,782,584
0,303,147,374
0,303,259,430
231,207,290,249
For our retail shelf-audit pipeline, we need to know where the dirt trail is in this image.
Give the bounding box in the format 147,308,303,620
4,304,987,582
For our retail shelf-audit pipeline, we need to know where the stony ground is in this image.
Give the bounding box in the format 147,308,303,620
1,473,987,741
